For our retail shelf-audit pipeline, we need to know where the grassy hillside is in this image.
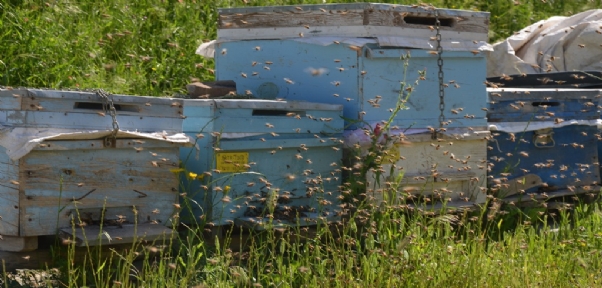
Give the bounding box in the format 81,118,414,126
1,0,600,96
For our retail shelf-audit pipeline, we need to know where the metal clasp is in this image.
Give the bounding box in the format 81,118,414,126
533,128,555,148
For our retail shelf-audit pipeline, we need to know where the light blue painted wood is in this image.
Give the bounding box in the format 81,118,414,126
180,100,343,226
0,89,184,132
216,40,360,128
3,111,182,132
361,46,487,128
18,143,181,236
0,145,20,236
215,40,488,129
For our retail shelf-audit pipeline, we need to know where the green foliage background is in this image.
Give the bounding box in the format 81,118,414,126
1,0,600,96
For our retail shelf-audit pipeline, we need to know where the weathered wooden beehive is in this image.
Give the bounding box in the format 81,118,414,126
181,99,343,229
0,89,190,252
346,127,490,211
203,3,491,129
487,88,602,203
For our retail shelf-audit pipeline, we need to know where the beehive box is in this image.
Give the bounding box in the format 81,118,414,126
0,89,189,252
206,3,491,129
181,99,344,228
214,41,488,129
346,127,490,211
487,88,602,201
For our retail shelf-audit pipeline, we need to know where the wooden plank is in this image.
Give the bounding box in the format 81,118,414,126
0,91,22,110
19,95,183,118
218,3,489,35
4,111,183,133
19,147,180,236
487,88,602,101
0,236,37,252
59,223,176,247
31,138,185,151
0,146,20,236
217,26,488,42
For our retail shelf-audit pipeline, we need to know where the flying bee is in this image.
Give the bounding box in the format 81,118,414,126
241,72,247,78
265,123,274,128
284,78,294,84
331,81,341,86
304,67,329,76
97,112,106,117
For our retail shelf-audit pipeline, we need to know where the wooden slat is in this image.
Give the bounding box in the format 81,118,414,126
0,146,20,236
59,223,176,247
218,3,489,35
487,88,602,101
32,139,185,151
4,111,183,132
217,26,488,42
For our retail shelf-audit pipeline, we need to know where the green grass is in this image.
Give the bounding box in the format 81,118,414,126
3,0,602,287
2,0,601,95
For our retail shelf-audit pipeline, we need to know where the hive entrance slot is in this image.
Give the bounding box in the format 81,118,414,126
531,102,560,107
403,16,454,27
252,109,305,117
74,102,140,112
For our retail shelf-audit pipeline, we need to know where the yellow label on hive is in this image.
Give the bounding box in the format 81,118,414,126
380,145,400,164
216,152,249,173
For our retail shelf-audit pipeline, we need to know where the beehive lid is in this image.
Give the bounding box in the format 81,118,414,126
217,3,489,42
0,88,185,132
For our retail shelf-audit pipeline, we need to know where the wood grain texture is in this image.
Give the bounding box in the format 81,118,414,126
0,146,20,236
219,3,489,34
366,130,489,206
18,143,180,236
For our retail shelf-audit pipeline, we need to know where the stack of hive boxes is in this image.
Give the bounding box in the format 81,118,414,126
0,88,190,252
200,3,493,211
487,87,602,204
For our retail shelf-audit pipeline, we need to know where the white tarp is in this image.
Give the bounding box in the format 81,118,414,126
487,9,602,77
196,37,493,59
488,119,602,133
0,126,192,161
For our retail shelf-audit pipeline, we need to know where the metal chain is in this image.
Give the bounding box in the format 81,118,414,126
435,9,445,130
96,89,120,144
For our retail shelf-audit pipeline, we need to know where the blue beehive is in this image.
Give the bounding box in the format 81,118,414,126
487,88,601,201
180,99,344,228
206,3,491,129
